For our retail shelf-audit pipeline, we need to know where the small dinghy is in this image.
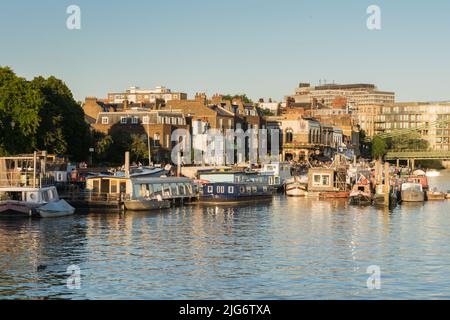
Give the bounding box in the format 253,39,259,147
36,200,75,218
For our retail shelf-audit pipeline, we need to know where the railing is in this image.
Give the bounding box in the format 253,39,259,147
386,150,450,160
0,173,55,188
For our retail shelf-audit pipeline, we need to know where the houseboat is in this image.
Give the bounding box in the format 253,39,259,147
306,167,349,198
198,171,274,204
401,183,425,203
68,175,196,212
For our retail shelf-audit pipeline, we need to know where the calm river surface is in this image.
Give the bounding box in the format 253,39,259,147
2,172,450,300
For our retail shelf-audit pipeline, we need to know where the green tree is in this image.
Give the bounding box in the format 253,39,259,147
0,67,42,155
222,94,253,104
257,107,274,117
31,76,91,161
372,136,388,160
93,132,113,162
390,131,429,151
130,134,149,163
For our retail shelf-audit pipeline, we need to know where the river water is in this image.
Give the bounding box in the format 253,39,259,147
1,172,450,300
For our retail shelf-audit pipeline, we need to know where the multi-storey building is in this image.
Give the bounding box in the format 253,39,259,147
352,104,382,137
107,86,187,104
375,102,450,151
286,83,395,108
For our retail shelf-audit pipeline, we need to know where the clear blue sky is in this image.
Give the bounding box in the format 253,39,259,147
1,0,450,102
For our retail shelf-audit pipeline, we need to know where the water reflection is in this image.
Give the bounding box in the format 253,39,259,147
1,172,450,299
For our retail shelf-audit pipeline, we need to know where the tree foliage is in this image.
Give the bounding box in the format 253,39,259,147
222,94,253,104
0,67,42,155
0,67,90,160
130,134,149,163
372,136,387,159
389,132,429,151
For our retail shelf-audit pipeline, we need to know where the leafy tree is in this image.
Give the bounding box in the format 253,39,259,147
0,67,42,155
372,136,387,160
222,94,253,104
31,76,91,161
359,129,372,159
390,131,429,151
257,107,274,117
92,132,113,162
130,134,149,163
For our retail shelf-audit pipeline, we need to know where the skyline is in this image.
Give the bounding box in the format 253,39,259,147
1,0,450,102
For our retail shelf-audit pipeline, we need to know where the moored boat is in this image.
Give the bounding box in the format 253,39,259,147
1,186,74,218
36,199,75,218
319,191,349,199
349,183,373,205
401,183,424,203
197,170,274,204
427,191,447,201
285,176,308,197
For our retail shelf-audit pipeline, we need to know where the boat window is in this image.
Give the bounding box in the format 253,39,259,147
240,187,245,193
153,184,162,193
246,186,252,193
42,191,49,202
162,184,171,196
178,184,186,195
207,186,213,193
322,175,330,186
111,182,117,194
217,186,225,194
275,177,280,185
228,186,234,193
313,174,321,186
93,180,99,193
140,184,147,197
263,186,268,192
171,183,178,195
252,186,257,193
186,184,193,194
28,192,37,202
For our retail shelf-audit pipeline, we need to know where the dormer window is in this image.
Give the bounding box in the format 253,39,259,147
132,116,139,124
120,117,127,124
101,117,109,124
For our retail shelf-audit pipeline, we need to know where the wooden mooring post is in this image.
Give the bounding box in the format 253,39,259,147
384,162,390,207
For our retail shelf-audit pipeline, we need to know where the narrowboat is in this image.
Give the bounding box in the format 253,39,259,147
198,171,274,204
401,183,425,203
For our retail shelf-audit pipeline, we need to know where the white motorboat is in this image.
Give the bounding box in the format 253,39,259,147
0,186,75,218
37,199,75,218
285,176,308,197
